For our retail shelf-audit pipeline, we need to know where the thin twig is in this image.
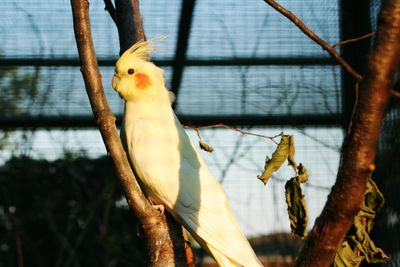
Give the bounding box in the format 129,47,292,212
263,1,400,109
183,123,282,144
347,81,360,134
103,0,117,24
263,0,363,82
391,90,400,99
332,32,376,47
193,127,202,140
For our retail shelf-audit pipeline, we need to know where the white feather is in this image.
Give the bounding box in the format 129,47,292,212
115,41,263,267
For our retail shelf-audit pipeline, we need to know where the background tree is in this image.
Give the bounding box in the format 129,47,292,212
293,0,400,265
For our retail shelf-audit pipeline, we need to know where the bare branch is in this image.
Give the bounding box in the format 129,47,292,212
263,1,400,116
295,0,400,265
263,0,363,82
70,0,188,266
346,81,360,134
183,123,282,144
332,32,376,48
391,90,400,99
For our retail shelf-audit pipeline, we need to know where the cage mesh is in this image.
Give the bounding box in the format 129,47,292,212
0,0,342,121
1,0,346,239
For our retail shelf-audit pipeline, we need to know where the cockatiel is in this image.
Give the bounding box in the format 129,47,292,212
111,40,263,267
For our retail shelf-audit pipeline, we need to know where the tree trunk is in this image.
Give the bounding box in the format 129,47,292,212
295,0,400,265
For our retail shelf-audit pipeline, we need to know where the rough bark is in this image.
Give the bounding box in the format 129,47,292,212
295,0,400,266
70,0,188,266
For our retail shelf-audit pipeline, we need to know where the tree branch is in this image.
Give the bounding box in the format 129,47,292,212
263,0,363,82
183,123,282,144
264,0,400,101
332,32,375,48
391,89,400,99
115,0,146,54
295,0,400,265
70,1,188,266
103,0,117,24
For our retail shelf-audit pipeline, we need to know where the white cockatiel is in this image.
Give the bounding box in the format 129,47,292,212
111,40,263,267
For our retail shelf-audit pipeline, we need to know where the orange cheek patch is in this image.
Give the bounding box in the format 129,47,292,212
134,73,152,90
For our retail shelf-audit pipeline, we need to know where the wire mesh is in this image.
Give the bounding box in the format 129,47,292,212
0,0,342,123
187,0,340,59
0,126,343,237
1,0,344,245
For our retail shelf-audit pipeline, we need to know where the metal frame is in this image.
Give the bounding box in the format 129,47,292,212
0,114,342,129
0,0,344,129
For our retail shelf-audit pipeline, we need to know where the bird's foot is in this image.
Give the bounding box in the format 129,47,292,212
152,204,165,214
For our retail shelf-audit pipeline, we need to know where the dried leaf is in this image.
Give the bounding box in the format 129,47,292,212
285,177,308,238
334,239,364,267
296,163,309,183
334,178,389,266
353,211,390,263
364,178,384,218
257,135,290,185
199,141,214,153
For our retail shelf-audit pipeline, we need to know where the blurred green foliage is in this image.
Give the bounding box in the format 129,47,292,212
0,156,146,267
0,65,39,116
0,59,41,150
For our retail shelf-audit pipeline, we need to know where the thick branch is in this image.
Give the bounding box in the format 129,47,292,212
113,1,192,265
115,0,145,54
295,0,400,266
70,1,187,266
263,0,363,82
103,0,117,24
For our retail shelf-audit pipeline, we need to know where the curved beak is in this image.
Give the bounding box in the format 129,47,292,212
112,74,120,89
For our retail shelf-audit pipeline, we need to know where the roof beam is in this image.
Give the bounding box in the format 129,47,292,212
170,0,197,107
0,114,342,129
0,57,336,67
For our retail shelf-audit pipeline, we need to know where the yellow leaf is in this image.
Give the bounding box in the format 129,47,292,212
257,135,290,185
334,177,389,266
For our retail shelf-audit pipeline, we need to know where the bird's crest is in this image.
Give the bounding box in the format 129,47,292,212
117,37,165,66
119,39,152,63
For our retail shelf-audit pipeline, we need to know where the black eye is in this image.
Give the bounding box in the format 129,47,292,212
127,68,135,75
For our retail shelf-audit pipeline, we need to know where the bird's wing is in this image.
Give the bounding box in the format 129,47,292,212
174,123,260,266
126,114,260,266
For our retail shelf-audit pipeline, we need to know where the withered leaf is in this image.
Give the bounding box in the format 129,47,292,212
296,163,309,183
285,177,308,239
199,141,214,153
257,135,290,185
334,177,389,266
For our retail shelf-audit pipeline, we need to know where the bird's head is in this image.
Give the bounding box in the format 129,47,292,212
112,40,167,102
